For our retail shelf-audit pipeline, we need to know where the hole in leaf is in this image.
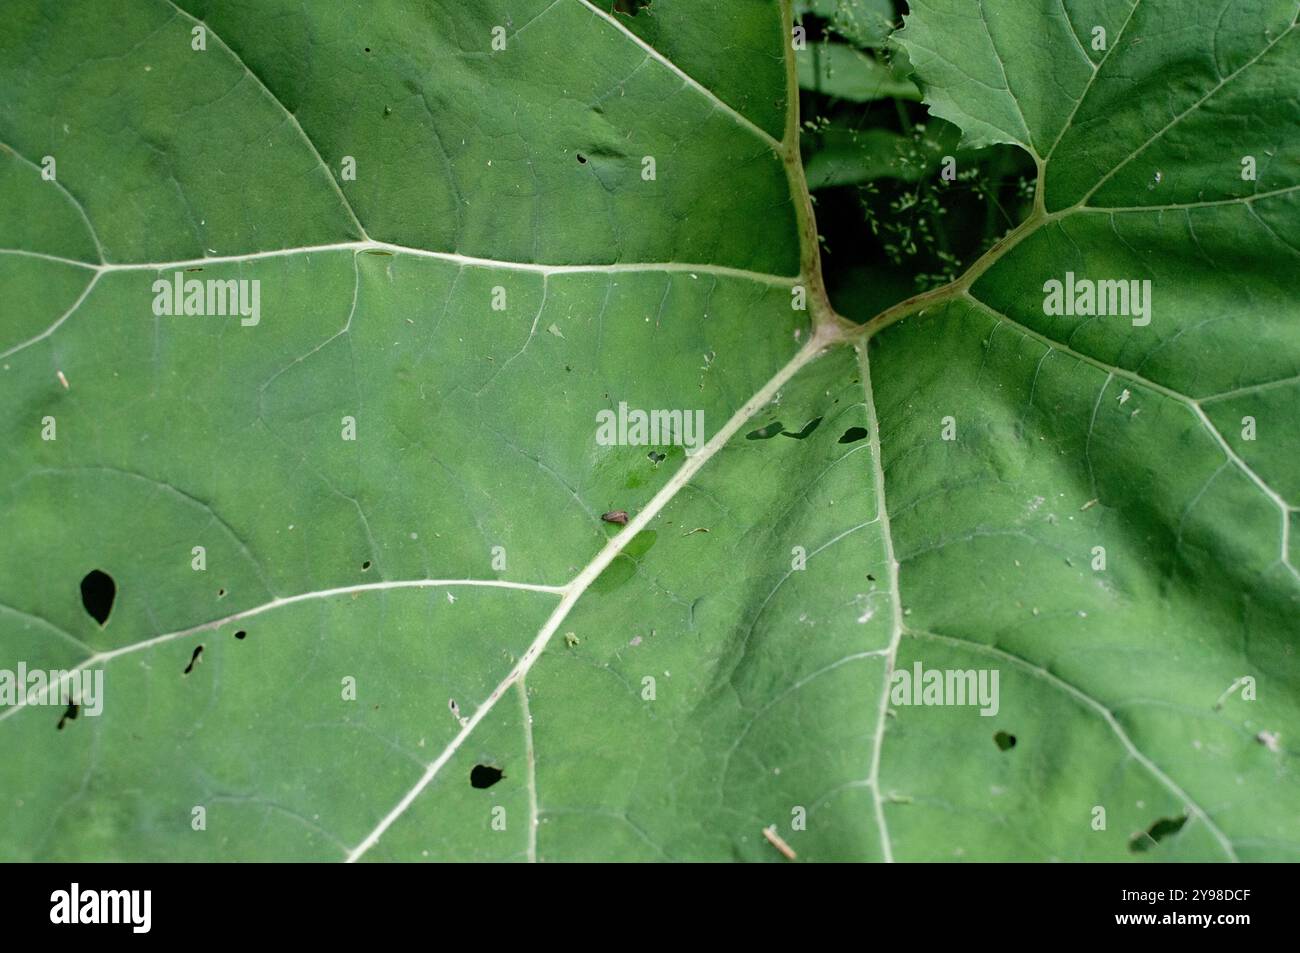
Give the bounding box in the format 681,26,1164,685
57,702,78,730
470,764,504,789
782,416,823,440
1129,815,1188,853
361,560,372,571
993,731,1016,751
612,0,652,15
217,587,226,598
838,426,869,444
364,46,371,53
576,153,588,164
183,645,204,676
866,573,876,582
746,421,784,440
648,450,666,463
234,630,246,641
79,569,115,626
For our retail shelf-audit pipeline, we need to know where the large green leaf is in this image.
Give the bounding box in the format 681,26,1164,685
0,0,1296,863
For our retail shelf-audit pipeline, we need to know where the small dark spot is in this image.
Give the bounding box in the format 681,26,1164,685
576,153,588,164
838,426,869,444
601,510,629,525
183,645,204,675
57,702,78,730
470,764,504,789
80,569,115,626
234,630,246,641
746,421,784,440
613,0,652,15
648,450,666,463
361,560,372,571
1129,815,1188,853
782,416,823,440
364,46,371,53
217,587,226,598
383,105,392,117
994,730,1016,751
866,573,876,582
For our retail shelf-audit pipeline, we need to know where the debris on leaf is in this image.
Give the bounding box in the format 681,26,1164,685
762,825,797,861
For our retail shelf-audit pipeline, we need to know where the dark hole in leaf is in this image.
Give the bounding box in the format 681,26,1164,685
994,730,1016,751
782,416,823,440
866,573,876,582
839,426,869,444
470,764,504,789
183,645,203,675
648,450,666,463
217,587,226,598
1129,815,1188,853
79,569,115,626
361,560,371,571
612,0,652,15
576,153,588,164
364,46,371,53
57,702,78,730
234,630,246,641
746,421,784,440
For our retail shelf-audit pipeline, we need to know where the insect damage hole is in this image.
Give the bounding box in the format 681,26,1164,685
79,569,115,626
576,153,588,164
57,702,78,730
233,630,246,641
746,421,784,440
838,426,869,444
361,560,372,571
782,416,823,440
183,645,204,675
1129,815,1188,853
470,764,504,789
613,0,653,15
993,730,1016,751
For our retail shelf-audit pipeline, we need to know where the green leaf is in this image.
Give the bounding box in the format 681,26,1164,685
1,0,1297,865
875,0,1300,860
798,42,920,101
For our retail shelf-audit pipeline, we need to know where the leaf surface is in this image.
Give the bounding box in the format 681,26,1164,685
0,0,1297,862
